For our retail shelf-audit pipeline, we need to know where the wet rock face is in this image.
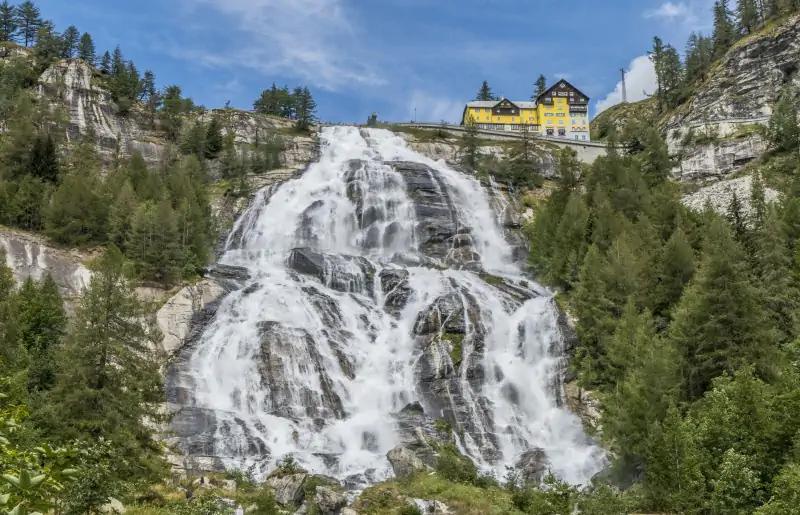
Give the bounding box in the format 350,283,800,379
387,161,463,263
287,248,376,298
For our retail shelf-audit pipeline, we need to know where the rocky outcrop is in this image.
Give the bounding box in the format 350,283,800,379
267,473,307,506
673,135,767,183
36,59,317,172
663,14,800,181
313,486,347,515
564,383,602,435
682,175,781,218
0,228,93,298
386,446,426,478
513,448,550,485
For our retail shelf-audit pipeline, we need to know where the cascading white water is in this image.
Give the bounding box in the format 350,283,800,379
180,126,605,486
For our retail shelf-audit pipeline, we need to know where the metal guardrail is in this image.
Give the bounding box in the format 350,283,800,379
392,122,607,148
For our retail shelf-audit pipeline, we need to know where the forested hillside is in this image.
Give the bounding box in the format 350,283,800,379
523,3,800,508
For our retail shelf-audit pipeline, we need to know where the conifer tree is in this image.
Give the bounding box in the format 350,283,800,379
99,50,111,74
642,404,706,512
107,180,138,250
33,20,61,65
547,191,589,288
47,245,167,479
667,216,773,400
77,32,95,65
603,308,681,473
15,274,66,393
649,37,666,113
294,87,317,131
139,70,156,101
533,74,547,100
766,86,800,152
180,120,207,159
28,132,59,183
737,0,761,34
110,45,125,77
15,0,42,47
204,116,223,159
60,25,79,58
754,208,799,345
651,226,695,321
476,80,496,101
0,0,18,42
727,190,750,248
712,0,737,58
458,116,480,171
573,245,616,384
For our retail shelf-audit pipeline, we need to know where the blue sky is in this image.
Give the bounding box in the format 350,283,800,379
34,0,715,123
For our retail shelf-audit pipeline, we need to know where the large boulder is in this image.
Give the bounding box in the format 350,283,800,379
514,448,550,485
386,445,427,478
313,486,348,515
267,473,308,506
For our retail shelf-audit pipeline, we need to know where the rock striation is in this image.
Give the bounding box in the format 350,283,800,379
681,175,781,218
0,228,92,298
663,14,800,181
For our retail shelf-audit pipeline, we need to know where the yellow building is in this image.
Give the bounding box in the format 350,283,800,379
460,79,591,141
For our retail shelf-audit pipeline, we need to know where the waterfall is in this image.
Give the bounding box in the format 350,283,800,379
170,126,605,487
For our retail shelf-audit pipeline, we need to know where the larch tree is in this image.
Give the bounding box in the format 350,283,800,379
47,245,167,480
476,80,496,101
77,32,95,64
712,0,737,58
60,24,79,58
0,0,18,42
14,0,42,47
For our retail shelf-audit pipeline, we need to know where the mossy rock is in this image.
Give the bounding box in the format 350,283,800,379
478,273,504,286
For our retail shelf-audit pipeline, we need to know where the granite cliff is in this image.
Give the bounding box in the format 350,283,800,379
593,13,800,184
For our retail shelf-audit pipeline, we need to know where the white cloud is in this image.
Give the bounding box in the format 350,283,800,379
595,55,657,114
183,0,385,91
406,90,464,124
645,2,690,20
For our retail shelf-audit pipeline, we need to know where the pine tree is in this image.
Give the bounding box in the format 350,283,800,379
651,226,695,321
737,0,761,34
47,245,167,480
727,190,750,248
15,0,42,47
713,0,737,58
548,191,590,288
107,180,138,250
750,171,767,232
294,86,317,131
110,45,125,77
180,120,207,159
603,310,681,472
642,404,706,512
139,70,156,101
99,50,111,74
476,80,496,101
533,74,547,100
766,86,800,152
667,216,773,400
649,37,666,113
204,116,223,159
15,274,66,392
60,25,79,58
638,126,673,186
573,245,617,384
458,116,479,171
0,0,18,42
33,20,61,64
27,133,59,183
754,208,799,345
77,32,95,64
